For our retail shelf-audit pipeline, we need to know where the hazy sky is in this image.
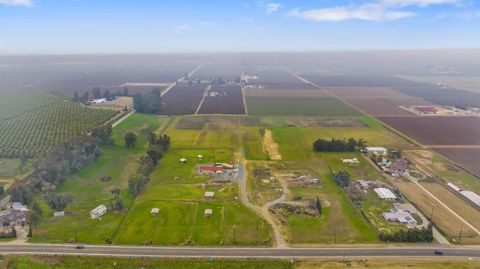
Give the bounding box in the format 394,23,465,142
0,0,479,54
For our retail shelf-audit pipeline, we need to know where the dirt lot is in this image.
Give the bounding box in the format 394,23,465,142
197,85,245,114
433,148,480,177
303,75,424,87
325,87,413,98
175,116,261,130
393,86,480,107
263,129,281,160
378,116,480,145
343,97,417,116
161,84,206,115
420,181,480,230
386,177,480,244
246,88,329,97
285,117,366,128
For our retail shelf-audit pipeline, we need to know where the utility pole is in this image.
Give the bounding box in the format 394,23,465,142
233,225,236,246
74,226,78,242
458,224,463,245
334,227,337,244
430,203,435,221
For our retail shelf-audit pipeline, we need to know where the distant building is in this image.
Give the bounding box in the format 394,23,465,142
11,202,28,212
356,179,371,189
342,158,359,164
91,98,107,104
151,208,159,216
383,208,417,226
364,147,388,155
447,182,461,192
204,208,213,217
53,211,65,217
374,188,397,200
90,205,107,219
204,191,215,199
180,158,187,163
198,165,224,174
460,191,480,207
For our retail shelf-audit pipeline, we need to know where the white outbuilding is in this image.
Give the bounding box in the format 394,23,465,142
374,188,397,200
90,204,107,219
364,147,388,155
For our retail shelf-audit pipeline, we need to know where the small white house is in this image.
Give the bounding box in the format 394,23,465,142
204,208,213,217
180,158,187,163
90,204,107,219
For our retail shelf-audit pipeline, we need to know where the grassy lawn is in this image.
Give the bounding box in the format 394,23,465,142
4,256,479,269
29,114,170,244
271,126,411,161
4,256,292,269
114,136,272,245
247,97,361,116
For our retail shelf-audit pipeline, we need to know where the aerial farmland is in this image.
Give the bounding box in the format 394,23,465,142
1,52,480,253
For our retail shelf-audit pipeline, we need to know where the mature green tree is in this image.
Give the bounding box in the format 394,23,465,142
73,91,79,102
8,180,33,204
92,87,102,99
124,132,137,148
334,171,350,188
46,194,73,211
91,124,113,145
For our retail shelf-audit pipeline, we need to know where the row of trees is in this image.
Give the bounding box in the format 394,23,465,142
73,87,129,103
128,132,171,196
378,224,433,242
133,88,163,114
313,138,366,152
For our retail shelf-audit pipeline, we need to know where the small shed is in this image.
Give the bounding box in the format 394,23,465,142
53,211,65,217
204,208,213,217
90,204,107,219
204,191,215,199
151,208,160,216
197,155,203,160
180,158,187,163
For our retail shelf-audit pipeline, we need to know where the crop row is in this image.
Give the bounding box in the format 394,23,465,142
0,92,117,158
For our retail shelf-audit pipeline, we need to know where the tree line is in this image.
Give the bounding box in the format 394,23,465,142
7,124,113,233
378,224,433,242
133,88,163,114
73,87,130,103
128,132,171,197
313,138,366,152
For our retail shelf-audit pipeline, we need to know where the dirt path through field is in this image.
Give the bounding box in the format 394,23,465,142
263,129,282,160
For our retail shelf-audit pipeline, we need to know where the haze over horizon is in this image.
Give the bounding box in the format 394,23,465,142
1,0,479,54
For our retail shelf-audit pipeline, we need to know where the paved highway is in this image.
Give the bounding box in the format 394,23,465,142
1,244,480,259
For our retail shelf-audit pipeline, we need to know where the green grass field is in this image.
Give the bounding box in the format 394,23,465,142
30,113,169,244
246,97,361,116
114,146,272,246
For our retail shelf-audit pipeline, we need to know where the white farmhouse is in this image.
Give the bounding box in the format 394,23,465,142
90,205,107,219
